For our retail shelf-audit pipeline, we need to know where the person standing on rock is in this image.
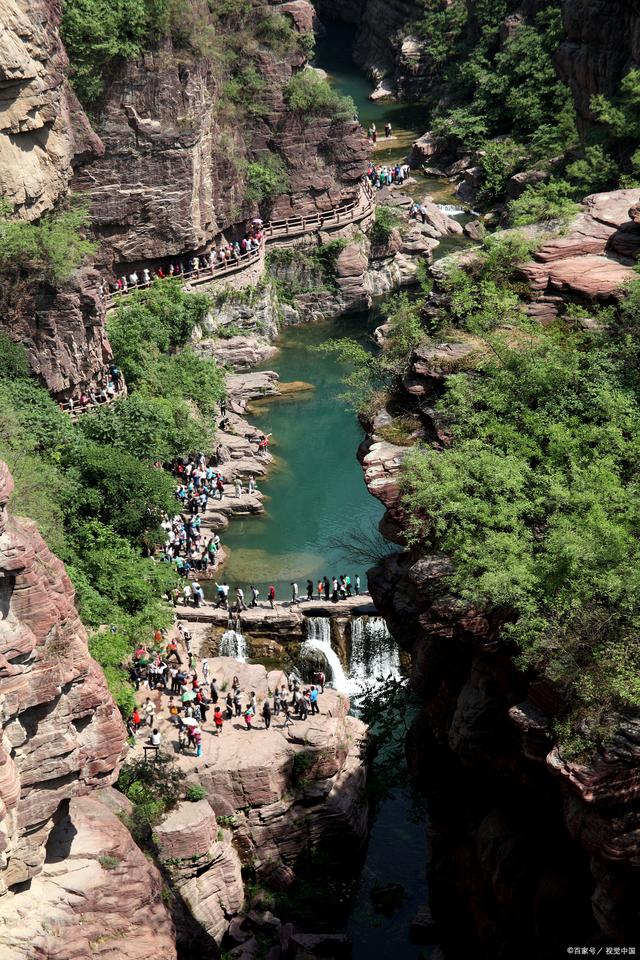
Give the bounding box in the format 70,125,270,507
355,574,360,596
384,122,392,138
306,579,313,601
317,579,324,600
225,692,234,720
268,584,276,609
248,475,256,495
331,577,339,602
274,688,281,716
210,677,219,704
244,704,254,730
282,700,294,729
291,582,299,605
310,686,319,715
323,577,330,602
202,658,210,685
234,478,243,498
143,697,156,727
236,587,247,611
216,476,225,500
262,699,272,729
213,707,224,735
250,584,260,608
316,671,325,694
345,575,352,598
234,688,243,717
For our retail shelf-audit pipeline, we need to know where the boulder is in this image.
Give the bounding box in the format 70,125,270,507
506,169,549,200
463,219,485,241
155,798,217,861
409,131,449,167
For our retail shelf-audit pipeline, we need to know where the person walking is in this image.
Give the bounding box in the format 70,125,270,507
194,726,203,757
236,587,247,611
282,701,294,729
202,658,210,684
268,584,276,609
143,697,156,727
262,699,272,729
213,707,224,735
250,584,260,607
274,688,281,716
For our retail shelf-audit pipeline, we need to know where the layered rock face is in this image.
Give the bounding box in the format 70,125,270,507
0,0,103,219
73,1,368,273
0,460,178,956
0,0,113,397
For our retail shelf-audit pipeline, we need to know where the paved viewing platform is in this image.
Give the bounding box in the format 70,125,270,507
175,593,377,626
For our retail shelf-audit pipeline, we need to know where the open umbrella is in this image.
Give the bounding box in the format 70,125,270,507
181,691,196,702
182,717,198,727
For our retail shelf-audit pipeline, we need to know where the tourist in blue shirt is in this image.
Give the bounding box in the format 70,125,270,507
309,686,319,715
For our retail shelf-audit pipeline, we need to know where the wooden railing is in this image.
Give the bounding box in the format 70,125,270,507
105,243,263,309
264,180,375,241
104,179,376,309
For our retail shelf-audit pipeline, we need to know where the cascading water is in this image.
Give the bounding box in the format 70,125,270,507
437,203,466,217
218,629,247,662
300,617,354,695
349,616,400,682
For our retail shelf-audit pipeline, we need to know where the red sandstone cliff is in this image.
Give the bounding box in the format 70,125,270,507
0,460,176,956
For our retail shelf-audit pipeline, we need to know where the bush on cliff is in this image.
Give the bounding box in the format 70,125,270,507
285,68,355,122
244,154,290,204
0,199,96,283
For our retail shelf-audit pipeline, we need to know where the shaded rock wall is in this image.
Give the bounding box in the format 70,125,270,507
557,0,640,135
0,460,126,893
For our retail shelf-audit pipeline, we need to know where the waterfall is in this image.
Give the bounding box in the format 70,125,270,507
300,617,354,695
437,203,465,217
218,629,247,662
350,616,400,683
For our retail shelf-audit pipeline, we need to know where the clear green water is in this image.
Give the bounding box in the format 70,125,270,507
314,23,430,165
218,311,385,598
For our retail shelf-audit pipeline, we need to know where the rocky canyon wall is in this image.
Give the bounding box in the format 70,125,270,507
557,0,640,135
358,193,640,955
0,458,178,957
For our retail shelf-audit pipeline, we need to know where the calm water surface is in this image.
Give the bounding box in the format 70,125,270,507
219,311,385,597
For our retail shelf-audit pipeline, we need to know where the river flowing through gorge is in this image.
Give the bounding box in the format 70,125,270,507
201,28,443,958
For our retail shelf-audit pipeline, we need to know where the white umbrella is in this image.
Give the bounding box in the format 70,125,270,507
182,717,198,727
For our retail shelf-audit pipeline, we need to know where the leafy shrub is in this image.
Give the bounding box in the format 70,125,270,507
185,784,207,802
0,199,96,283
98,854,121,870
61,0,172,104
565,145,619,195
478,138,524,201
285,68,355,121
0,334,30,379
245,154,290,203
507,179,579,226
117,752,186,843
369,206,401,247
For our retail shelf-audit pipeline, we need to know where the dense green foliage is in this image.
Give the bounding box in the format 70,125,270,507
61,0,175,103
266,239,348,301
369,205,402,247
117,752,186,843
0,199,96,283
284,67,356,121
418,1,634,206
397,254,640,749
0,283,224,714
244,154,290,204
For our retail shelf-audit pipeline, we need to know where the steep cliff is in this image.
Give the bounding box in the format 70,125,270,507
556,0,640,134
72,0,368,273
0,0,103,220
0,459,177,955
358,195,640,954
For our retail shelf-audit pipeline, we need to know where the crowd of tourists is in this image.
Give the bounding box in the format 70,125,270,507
126,624,327,755
102,220,265,298
367,161,411,189
60,363,124,413
208,573,362,611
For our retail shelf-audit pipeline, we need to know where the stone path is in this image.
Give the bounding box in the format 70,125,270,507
176,592,377,625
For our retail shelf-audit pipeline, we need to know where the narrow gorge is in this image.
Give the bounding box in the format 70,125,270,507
0,1,639,958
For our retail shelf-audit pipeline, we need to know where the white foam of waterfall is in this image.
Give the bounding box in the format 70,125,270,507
300,617,355,695
218,629,247,662
437,203,465,217
350,616,400,683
